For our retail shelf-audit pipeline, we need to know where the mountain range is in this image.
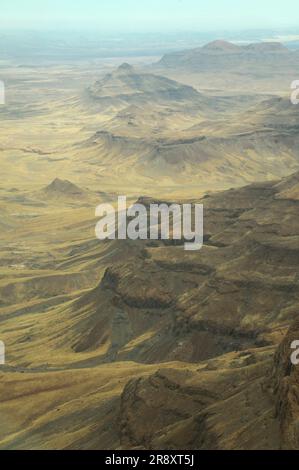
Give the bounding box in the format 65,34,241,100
1,36,299,451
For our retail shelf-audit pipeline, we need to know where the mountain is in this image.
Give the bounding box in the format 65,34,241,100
41,178,86,199
158,40,296,70
201,40,288,54
76,94,299,194
156,40,298,94
202,39,241,52
71,62,298,196
245,42,288,53
87,63,204,106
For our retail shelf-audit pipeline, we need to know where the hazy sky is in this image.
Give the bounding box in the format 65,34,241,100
1,0,299,31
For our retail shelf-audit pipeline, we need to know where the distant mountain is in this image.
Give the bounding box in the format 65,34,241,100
158,40,297,71
87,63,205,105
78,94,299,192
244,42,288,53
201,40,288,54
36,178,111,206
202,39,244,52
84,62,229,142
41,178,85,199
32,178,90,204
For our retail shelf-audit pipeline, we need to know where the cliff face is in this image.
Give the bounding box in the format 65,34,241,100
271,318,299,449
119,349,280,450
117,318,299,451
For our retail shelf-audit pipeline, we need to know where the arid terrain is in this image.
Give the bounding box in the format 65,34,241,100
0,38,299,450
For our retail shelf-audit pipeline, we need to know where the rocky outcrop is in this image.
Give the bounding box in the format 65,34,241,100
271,318,299,449
119,350,280,450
